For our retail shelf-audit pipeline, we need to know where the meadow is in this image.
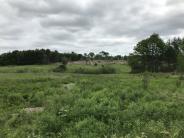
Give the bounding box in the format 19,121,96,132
0,63,184,138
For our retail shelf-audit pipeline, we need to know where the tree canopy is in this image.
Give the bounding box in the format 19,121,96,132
0,49,126,66
128,34,184,73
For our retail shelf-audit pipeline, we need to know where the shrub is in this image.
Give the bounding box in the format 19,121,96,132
53,57,68,72
53,64,67,72
74,66,116,74
29,92,44,107
128,55,145,73
73,117,108,138
94,62,98,66
160,63,176,72
61,57,68,66
100,66,116,74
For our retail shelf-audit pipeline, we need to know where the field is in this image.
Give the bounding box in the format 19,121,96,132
0,63,184,138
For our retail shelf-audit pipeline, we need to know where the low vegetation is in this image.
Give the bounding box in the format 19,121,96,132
0,63,184,137
74,65,117,74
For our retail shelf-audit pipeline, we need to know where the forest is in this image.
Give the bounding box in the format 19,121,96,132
0,50,126,66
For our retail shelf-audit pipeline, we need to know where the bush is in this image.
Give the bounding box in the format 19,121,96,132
73,117,108,138
29,92,44,107
61,57,68,66
128,55,145,73
53,57,68,72
53,64,67,72
100,65,116,74
160,63,176,72
74,66,116,74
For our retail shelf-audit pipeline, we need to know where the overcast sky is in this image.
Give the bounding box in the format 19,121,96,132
0,0,184,55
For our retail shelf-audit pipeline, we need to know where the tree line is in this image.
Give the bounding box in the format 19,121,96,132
128,34,184,73
0,49,127,66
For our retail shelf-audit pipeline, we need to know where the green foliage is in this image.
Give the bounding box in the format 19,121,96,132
129,34,184,73
135,34,165,57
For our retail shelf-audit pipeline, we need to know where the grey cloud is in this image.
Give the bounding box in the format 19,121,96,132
39,29,76,43
8,0,85,18
136,10,184,38
0,26,23,37
0,0,184,55
167,0,184,5
103,1,184,39
41,15,93,30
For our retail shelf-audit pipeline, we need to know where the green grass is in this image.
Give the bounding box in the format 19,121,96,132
0,63,184,137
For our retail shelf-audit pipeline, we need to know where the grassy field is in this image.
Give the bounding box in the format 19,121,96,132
0,63,184,138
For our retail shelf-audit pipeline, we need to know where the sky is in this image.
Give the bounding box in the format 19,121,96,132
0,0,184,55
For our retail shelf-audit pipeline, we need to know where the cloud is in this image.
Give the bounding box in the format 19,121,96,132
40,14,93,30
0,0,183,55
167,0,184,5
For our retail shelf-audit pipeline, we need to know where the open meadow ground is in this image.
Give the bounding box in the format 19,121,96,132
0,64,184,137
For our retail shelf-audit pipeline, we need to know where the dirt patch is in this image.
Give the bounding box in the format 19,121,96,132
69,60,126,65
23,107,44,113
63,83,75,90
